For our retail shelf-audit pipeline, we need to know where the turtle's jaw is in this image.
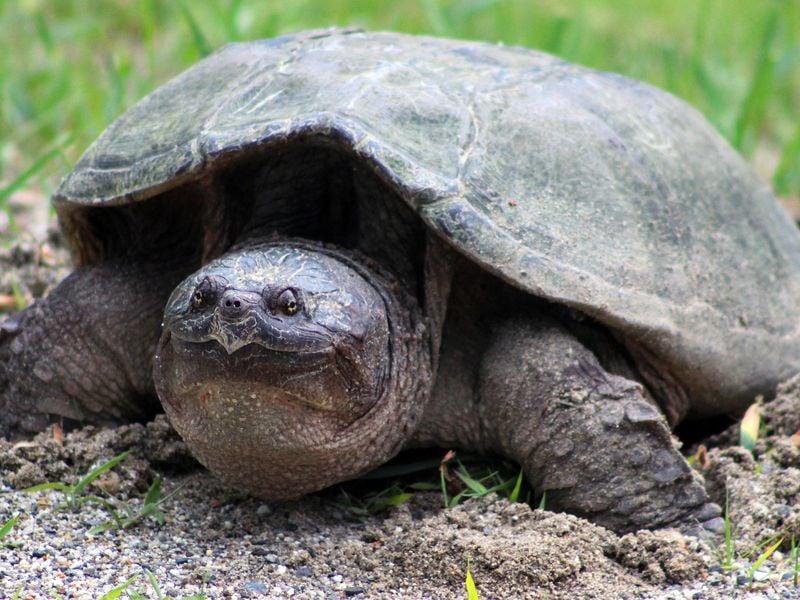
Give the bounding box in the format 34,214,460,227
164,320,333,357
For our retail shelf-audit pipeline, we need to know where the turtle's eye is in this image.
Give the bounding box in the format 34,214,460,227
192,278,218,310
192,290,205,308
277,289,300,316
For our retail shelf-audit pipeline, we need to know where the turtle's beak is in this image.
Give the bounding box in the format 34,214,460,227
208,289,264,354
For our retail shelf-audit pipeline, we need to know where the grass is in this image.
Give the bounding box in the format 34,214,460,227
11,453,199,598
24,450,133,510
0,513,20,541
465,559,481,600
739,400,762,452
0,0,798,217
439,454,528,509
97,568,206,600
717,488,800,587
332,448,530,517
23,450,180,535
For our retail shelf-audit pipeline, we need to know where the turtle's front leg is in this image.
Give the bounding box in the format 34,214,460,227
478,317,723,535
0,258,185,438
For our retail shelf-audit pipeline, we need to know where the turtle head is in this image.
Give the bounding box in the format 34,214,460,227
154,241,428,500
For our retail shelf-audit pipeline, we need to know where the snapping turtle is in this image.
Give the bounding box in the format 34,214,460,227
3,29,800,534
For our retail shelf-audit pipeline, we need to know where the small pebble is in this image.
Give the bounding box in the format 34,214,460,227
344,586,366,596
243,581,268,595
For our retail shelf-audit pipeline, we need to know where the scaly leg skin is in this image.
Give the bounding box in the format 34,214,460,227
478,317,724,536
0,259,185,439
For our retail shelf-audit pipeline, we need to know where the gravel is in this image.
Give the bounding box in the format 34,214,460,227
2,406,800,599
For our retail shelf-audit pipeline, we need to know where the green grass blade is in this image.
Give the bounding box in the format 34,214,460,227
773,121,800,196
23,482,73,494
368,492,413,512
408,482,439,491
178,1,212,57
87,522,117,536
0,514,20,540
144,568,165,600
508,469,524,503
748,537,782,581
33,12,54,53
420,0,448,35
0,143,64,205
732,12,779,152
466,559,480,600
440,467,450,508
143,475,164,507
100,575,139,600
455,467,489,496
538,490,547,510
72,450,131,497
439,450,456,508
123,479,183,528
739,403,761,452
10,279,28,310
209,0,244,41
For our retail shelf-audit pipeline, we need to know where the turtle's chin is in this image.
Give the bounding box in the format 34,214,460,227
153,322,390,501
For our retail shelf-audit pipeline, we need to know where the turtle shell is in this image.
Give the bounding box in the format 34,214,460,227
54,29,800,414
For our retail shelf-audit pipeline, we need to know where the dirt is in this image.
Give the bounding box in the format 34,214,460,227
3,215,800,598
1,416,711,599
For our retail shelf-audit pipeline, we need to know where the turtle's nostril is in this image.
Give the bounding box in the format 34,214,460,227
219,290,258,318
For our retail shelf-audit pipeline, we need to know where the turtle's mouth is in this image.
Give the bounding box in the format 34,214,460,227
162,308,336,356
154,330,367,418
166,326,334,358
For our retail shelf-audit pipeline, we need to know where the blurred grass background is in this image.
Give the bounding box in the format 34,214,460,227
1,0,798,219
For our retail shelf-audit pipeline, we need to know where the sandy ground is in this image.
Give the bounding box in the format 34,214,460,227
2,205,800,599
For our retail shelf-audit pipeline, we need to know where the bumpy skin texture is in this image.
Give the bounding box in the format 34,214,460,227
412,261,723,534
2,30,798,534
477,319,722,535
0,259,183,437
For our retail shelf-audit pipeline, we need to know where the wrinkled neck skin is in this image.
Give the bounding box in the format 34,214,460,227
153,238,431,500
